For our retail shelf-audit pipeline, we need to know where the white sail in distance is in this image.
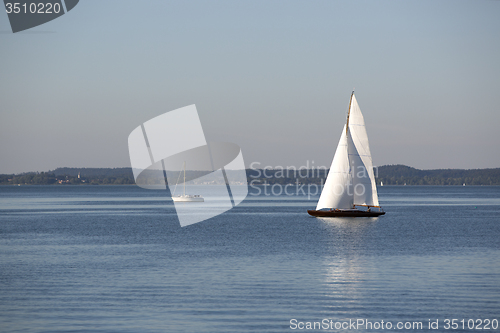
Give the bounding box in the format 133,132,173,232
316,93,380,210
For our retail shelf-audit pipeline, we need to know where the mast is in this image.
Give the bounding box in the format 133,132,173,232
346,91,354,135
183,161,186,196
346,91,354,207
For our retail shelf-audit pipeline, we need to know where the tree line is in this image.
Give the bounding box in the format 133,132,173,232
376,165,500,185
0,168,135,185
1,165,499,185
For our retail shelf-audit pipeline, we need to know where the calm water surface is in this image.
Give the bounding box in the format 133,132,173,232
0,185,499,332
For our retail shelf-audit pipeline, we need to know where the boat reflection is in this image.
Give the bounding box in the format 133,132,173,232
317,217,377,318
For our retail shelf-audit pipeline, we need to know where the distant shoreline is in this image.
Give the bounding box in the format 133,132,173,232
1,165,500,186
2,183,500,187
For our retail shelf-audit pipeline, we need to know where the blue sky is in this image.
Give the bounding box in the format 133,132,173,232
1,0,499,173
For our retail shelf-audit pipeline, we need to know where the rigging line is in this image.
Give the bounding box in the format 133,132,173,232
172,166,183,196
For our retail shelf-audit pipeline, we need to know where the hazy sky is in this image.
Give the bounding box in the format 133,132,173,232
1,0,499,174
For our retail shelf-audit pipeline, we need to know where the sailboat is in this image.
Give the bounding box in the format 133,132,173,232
308,92,385,217
171,161,204,202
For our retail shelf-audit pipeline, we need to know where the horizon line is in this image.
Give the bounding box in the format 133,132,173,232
3,164,500,175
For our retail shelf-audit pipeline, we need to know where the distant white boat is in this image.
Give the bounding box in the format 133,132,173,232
171,162,204,203
380,181,384,186
172,194,204,202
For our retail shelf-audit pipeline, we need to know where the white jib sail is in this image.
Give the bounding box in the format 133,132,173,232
316,125,353,210
347,95,379,207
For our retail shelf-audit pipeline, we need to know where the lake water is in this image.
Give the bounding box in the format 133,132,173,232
0,185,499,332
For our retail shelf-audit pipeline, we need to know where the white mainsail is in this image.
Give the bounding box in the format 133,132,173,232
316,93,380,210
316,125,353,210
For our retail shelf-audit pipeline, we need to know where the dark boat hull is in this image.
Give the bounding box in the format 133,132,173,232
307,209,385,217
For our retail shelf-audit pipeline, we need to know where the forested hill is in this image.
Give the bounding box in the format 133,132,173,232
53,167,133,178
0,168,135,185
375,165,500,185
0,165,499,185
245,165,500,186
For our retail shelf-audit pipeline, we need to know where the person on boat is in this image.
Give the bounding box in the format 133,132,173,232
367,207,371,212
